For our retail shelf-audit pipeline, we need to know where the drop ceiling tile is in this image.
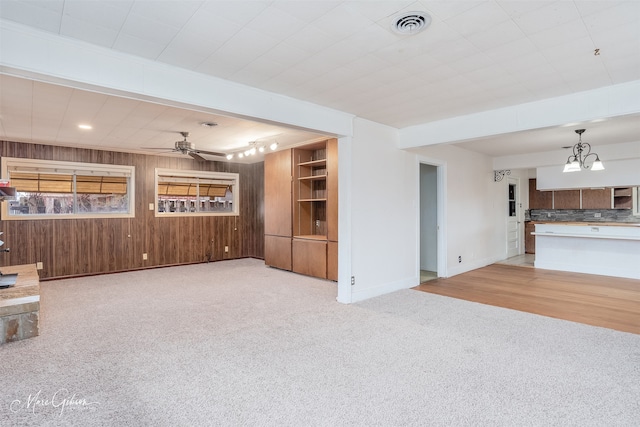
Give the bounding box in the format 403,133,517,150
181,9,241,40
213,27,281,64
0,0,63,33
262,42,308,68
341,22,400,55
344,53,398,75
444,1,511,36
422,1,484,21
62,0,130,31
465,19,526,51
196,49,255,79
156,45,208,70
498,51,549,75
261,68,316,93
312,3,377,39
244,5,308,40
446,52,495,74
428,38,482,64
463,65,517,88
290,56,339,79
540,36,596,62
129,0,202,27
271,0,340,23
112,33,166,60
119,12,181,46
589,22,640,49
160,29,225,59
485,37,539,63
527,18,590,51
495,0,549,17
582,1,640,33
60,15,119,48
231,57,287,86
283,24,342,54
511,1,582,35
344,0,415,24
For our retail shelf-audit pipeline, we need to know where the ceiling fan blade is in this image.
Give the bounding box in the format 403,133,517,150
193,149,226,157
188,151,208,161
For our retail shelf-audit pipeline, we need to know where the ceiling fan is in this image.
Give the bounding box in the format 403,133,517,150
149,132,226,161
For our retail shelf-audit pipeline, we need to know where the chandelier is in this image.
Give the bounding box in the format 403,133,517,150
562,129,604,172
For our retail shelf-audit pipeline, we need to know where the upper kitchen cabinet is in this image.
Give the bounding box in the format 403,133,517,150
582,188,612,209
529,179,553,209
553,190,580,209
613,187,633,209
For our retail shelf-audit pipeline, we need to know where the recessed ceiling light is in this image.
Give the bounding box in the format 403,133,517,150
201,122,218,128
78,124,92,130
391,11,431,35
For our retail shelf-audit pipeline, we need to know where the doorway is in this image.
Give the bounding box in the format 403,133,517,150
507,177,521,258
420,163,438,282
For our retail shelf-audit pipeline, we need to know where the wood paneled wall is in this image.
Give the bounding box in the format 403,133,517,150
0,141,264,279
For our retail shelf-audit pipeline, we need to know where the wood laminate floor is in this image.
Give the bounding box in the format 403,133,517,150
413,264,640,335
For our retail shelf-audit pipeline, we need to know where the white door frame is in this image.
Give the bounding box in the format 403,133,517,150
507,177,522,258
417,156,447,278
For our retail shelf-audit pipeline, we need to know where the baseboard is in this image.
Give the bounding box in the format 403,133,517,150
446,254,503,277
350,275,419,303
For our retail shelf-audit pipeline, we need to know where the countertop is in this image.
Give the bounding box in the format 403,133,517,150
0,264,39,300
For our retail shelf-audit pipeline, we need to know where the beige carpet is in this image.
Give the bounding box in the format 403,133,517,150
1,258,638,426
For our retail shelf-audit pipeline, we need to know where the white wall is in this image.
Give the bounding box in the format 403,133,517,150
348,118,419,302
411,144,505,276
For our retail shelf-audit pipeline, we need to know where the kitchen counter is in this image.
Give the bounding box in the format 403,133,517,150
533,223,640,279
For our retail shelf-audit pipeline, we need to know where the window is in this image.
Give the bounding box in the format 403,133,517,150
1,157,135,220
155,168,239,216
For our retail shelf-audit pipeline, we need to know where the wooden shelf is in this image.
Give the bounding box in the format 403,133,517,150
298,159,326,167
298,174,327,181
294,234,327,241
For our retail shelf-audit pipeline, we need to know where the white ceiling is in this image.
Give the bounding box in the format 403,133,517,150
0,0,639,160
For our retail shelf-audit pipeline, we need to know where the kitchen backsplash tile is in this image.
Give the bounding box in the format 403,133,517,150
528,209,638,223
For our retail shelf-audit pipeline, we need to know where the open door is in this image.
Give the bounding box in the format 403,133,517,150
507,177,521,258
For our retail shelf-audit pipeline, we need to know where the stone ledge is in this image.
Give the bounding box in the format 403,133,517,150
0,264,40,344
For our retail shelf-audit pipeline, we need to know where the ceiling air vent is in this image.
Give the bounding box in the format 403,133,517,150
391,11,431,35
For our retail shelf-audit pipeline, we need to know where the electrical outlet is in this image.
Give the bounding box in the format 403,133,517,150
351,276,355,286
36,262,43,270
594,212,601,218
149,203,154,211
224,246,229,253
458,256,462,263
142,253,148,260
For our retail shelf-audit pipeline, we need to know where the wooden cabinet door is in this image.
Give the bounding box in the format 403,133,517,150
292,239,327,279
529,179,552,209
265,235,292,271
327,241,338,281
582,188,612,209
553,190,580,209
264,150,292,237
525,222,535,254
